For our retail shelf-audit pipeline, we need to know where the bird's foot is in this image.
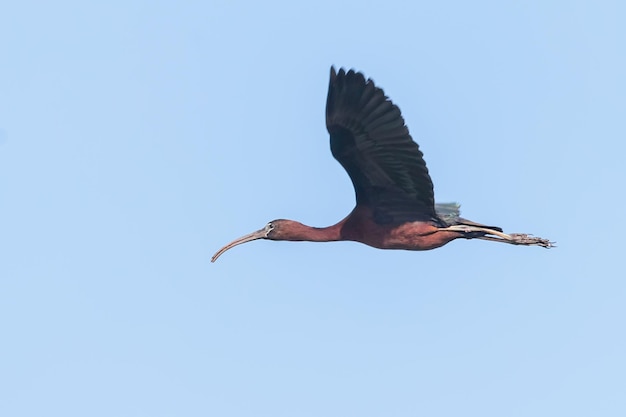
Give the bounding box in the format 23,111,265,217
508,233,555,248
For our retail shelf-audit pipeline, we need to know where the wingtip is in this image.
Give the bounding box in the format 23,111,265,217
330,66,352,83
329,66,370,86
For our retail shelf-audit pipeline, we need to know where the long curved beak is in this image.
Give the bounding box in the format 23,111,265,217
211,228,267,263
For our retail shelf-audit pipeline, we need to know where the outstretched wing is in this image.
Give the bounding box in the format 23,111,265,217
326,67,438,225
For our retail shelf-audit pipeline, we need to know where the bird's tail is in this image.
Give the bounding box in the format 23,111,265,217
435,202,461,223
435,202,503,232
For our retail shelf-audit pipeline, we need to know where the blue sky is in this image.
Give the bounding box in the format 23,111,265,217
1,1,625,416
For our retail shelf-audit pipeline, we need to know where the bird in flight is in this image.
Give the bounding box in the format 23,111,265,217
211,67,552,262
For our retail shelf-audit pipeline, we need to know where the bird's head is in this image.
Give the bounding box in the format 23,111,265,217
211,219,292,262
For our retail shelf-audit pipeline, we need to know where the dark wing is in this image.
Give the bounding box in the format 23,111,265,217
326,67,439,225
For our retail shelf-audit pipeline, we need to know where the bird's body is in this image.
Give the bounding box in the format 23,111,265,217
211,67,552,262
263,207,451,250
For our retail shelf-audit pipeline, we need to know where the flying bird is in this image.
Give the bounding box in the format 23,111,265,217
211,67,552,262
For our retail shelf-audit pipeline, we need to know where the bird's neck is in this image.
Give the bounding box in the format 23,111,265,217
275,220,344,242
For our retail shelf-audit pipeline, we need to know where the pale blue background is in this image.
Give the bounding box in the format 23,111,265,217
1,1,624,416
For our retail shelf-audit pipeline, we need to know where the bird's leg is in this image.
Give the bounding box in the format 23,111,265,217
440,225,554,248
442,224,512,239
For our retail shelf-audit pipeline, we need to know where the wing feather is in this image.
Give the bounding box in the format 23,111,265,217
326,67,439,225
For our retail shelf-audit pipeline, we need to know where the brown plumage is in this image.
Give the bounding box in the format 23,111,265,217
211,67,552,262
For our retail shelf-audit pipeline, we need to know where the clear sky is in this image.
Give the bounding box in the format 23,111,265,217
1,1,625,416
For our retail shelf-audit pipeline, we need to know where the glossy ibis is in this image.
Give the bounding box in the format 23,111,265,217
211,67,552,262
